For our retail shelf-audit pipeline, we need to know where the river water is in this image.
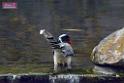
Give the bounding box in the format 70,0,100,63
0,74,124,83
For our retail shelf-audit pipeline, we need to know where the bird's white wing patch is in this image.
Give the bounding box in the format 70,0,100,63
40,29,45,34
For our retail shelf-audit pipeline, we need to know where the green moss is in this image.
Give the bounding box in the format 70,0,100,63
0,64,52,74
0,64,94,74
116,72,124,77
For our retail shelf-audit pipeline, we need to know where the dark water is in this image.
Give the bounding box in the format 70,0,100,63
0,0,124,70
0,74,124,83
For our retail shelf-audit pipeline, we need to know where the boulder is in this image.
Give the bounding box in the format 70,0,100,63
91,27,124,67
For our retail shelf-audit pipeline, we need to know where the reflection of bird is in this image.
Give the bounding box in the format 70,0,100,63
40,29,74,72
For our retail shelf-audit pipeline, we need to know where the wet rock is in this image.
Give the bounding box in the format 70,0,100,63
91,27,124,74
93,65,116,75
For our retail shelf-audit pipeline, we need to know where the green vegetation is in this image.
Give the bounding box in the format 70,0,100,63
0,64,94,74
0,64,52,74
54,68,94,75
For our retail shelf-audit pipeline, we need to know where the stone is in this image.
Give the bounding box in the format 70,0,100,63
91,27,124,67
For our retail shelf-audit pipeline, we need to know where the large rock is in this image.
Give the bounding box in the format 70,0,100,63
91,27,124,67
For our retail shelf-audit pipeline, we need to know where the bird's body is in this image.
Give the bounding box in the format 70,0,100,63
40,29,74,72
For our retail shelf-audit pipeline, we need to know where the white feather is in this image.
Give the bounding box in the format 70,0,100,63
40,29,45,34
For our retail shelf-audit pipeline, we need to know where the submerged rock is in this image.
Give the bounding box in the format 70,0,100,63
91,27,124,74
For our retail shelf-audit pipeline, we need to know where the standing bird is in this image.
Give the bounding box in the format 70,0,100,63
40,29,74,72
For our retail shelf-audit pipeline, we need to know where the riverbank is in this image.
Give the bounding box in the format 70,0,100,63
0,64,94,74
0,64,124,83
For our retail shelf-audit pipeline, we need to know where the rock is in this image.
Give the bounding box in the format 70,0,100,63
91,27,124,67
93,65,116,75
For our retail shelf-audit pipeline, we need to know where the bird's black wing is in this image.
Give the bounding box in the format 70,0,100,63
40,30,60,49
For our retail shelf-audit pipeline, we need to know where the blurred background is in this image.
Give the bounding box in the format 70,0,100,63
0,0,124,73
